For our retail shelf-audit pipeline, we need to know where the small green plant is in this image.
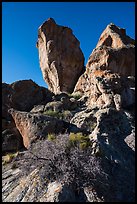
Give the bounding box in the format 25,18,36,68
43,110,63,119
2,152,18,165
47,133,56,141
44,110,72,121
79,142,88,150
68,92,82,100
44,110,58,117
69,132,91,149
63,110,72,118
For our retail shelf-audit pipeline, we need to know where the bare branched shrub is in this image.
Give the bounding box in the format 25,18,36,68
19,134,108,194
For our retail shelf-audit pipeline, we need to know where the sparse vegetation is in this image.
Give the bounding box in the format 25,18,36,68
69,132,91,149
47,133,56,141
20,134,108,196
43,109,73,121
2,152,18,165
43,110,62,118
68,92,82,100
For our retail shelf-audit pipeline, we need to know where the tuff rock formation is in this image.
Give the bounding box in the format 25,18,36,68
36,18,84,94
3,21,135,202
74,23,135,109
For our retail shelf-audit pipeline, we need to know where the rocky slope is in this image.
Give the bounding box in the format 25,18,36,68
2,19,135,202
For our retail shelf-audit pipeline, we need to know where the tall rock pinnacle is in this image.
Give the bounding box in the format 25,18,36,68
36,18,84,94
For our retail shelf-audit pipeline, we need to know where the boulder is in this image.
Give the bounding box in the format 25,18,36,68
2,128,23,153
36,18,84,94
2,80,53,152
2,80,53,115
70,108,97,132
8,108,68,149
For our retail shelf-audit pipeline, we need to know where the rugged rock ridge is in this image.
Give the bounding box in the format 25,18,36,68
96,23,135,49
36,18,84,94
74,23,135,109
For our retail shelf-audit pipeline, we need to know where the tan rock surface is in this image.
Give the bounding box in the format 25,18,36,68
74,23,135,109
36,18,84,94
8,109,67,149
96,23,134,49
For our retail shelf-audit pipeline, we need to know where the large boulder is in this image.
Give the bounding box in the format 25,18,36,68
2,80,53,117
74,23,135,109
2,80,53,152
8,109,68,149
36,18,84,94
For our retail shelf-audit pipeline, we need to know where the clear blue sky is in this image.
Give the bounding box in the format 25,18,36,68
2,2,135,88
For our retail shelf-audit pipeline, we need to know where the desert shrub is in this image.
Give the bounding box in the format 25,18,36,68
47,133,56,141
19,134,108,194
62,110,73,121
43,109,73,122
43,110,63,118
2,152,18,165
68,92,82,100
69,132,91,149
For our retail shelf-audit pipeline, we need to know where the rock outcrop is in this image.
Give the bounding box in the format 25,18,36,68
2,80,53,153
2,164,102,202
36,18,84,94
8,109,68,149
74,23,135,109
2,80,53,117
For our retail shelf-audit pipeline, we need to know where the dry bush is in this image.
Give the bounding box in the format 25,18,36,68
19,134,108,194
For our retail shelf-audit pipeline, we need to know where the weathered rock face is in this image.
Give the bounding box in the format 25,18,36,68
88,107,135,201
36,18,84,94
2,165,102,202
74,23,135,109
2,80,53,152
2,80,53,116
96,23,135,49
8,109,68,149
75,69,135,109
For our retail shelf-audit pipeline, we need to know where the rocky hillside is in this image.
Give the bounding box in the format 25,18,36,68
2,19,135,202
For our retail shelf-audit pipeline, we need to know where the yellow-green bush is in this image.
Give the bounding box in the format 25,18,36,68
47,133,56,141
43,110,62,118
68,92,82,100
69,132,91,149
44,110,72,121
2,152,18,165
